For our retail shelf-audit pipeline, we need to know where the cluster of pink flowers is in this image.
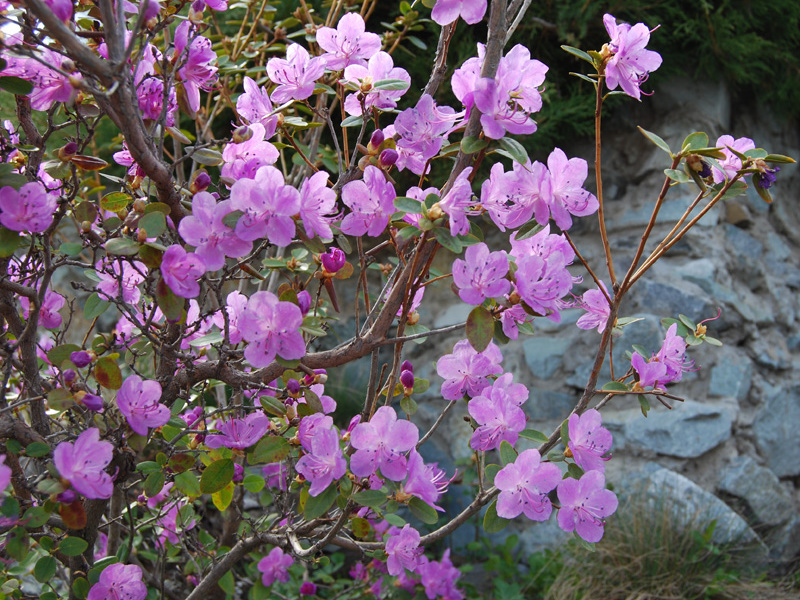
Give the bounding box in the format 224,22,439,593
631,323,693,390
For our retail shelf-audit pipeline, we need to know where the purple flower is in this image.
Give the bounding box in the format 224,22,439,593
756,165,780,189
495,449,561,520
96,259,146,305
395,94,460,163
350,406,419,481
297,413,334,452
439,167,477,236
567,409,612,473
603,14,662,100
156,500,196,547
297,290,312,315
116,375,170,436
160,245,206,299
299,582,317,595
0,182,57,233
80,393,104,412
20,289,65,329
145,482,173,509
178,192,252,271
575,282,611,333
205,412,270,449
240,291,305,368
174,22,218,114
436,339,503,400
229,165,299,246
431,0,486,25
452,243,510,305
44,0,73,21
87,564,147,600
295,426,346,496
221,122,279,181
212,290,248,344
468,374,528,451
53,428,113,499
556,470,618,543
258,547,294,587
386,524,423,576
400,368,415,390
321,247,346,274
0,454,11,493
340,165,396,237
316,12,381,70
654,323,691,383
263,462,289,491
267,43,326,104
236,77,278,137
299,171,337,240
546,147,599,230
402,450,450,510
631,351,667,389
342,51,410,116
712,135,755,183
417,550,463,600
499,304,531,340
480,160,550,231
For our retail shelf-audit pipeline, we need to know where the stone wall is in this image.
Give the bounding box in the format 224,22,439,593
407,76,800,561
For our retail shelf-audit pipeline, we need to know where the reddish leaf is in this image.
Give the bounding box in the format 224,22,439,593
466,306,494,352
59,500,87,530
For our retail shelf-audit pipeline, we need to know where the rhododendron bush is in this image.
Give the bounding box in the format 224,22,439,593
0,0,794,598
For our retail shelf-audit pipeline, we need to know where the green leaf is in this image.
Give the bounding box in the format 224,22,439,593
394,196,423,214
94,356,122,389
248,436,290,464
60,242,84,256
6,526,28,561
168,453,195,473
466,306,494,352
515,219,544,241
144,471,166,498
352,490,387,509
638,394,651,417
560,418,570,447
518,428,549,444
34,556,57,583
664,168,691,183
304,483,338,519
497,137,529,164
704,336,722,346
72,577,90,600
435,226,463,253
412,378,429,394
567,463,585,479
400,395,417,416
243,474,265,493
47,343,81,367
498,440,517,465
155,277,184,322
99,192,131,213
484,463,502,485
104,237,140,256
59,536,89,557
259,395,287,416
174,471,201,497
191,148,224,166
351,516,372,538
560,45,594,64
682,132,709,152
483,500,510,533
137,211,166,238
461,136,488,154
601,381,629,392
188,330,224,347
764,153,796,164
84,293,110,320
212,481,235,511
25,442,50,457
408,497,439,525
22,506,50,528
0,75,34,95
0,226,20,257
638,127,672,156
200,458,235,494
719,180,748,201
341,114,364,128
372,78,410,91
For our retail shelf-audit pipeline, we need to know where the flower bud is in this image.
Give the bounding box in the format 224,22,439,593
80,393,104,412
400,369,414,391
232,125,253,144
300,582,317,596
61,58,76,73
369,129,385,149
320,247,346,274
297,290,312,315
232,463,244,482
70,350,93,368
58,141,78,161
62,369,77,386
286,378,301,396
132,198,147,213
401,360,413,374
379,148,398,167
57,490,78,504
137,228,149,243
190,170,211,194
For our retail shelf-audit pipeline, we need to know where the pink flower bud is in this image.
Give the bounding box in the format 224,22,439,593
300,582,317,596
57,490,78,504
70,350,92,368
400,360,413,374
190,171,212,194
369,130,384,148
81,393,104,412
63,369,77,385
321,247,346,274
400,369,414,390
232,125,253,144
233,463,244,482
286,379,301,395
297,290,312,315
379,148,398,167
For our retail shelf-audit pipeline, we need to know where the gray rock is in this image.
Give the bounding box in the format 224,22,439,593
629,280,714,324
608,401,734,458
709,347,753,401
717,456,795,526
752,385,800,477
523,336,572,379
527,389,576,422
623,465,766,553
750,330,791,370
614,190,720,230
766,516,800,563
517,516,571,555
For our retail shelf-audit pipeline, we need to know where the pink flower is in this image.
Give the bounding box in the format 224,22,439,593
257,547,294,587
96,259,146,305
316,12,381,70
174,22,218,113
205,412,270,449
342,52,410,116
575,282,611,333
116,374,170,436
295,426,346,496
567,409,612,473
495,449,561,520
467,373,528,451
240,291,305,368
402,450,451,511
452,243,510,305
221,122,279,181
266,44,326,103
0,454,11,493
229,165,299,245
350,406,419,481
299,171,337,240
712,135,755,183
417,549,463,600
631,351,667,389
156,500,196,547
340,165,396,237
160,245,206,298
87,564,146,600
603,14,662,100
654,323,692,383
0,182,57,233
439,167,477,236
436,339,503,400
212,290,248,344
546,147,599,230
386,524,423,576
20,289,65,329
431,0,486,25
54,428,114,499
556,471,618,543
236,77,278,137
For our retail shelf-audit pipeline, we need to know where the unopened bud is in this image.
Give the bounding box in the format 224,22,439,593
360,76,374,93
428,203,444,220
80,392,104,412
320,247,346,274
80,220,92,232
297,290,312,315
400,360,413,374
57,490,78,504
63,368,77,385
369,129,384,149
137,228,149,243
400,369,414,391
132,198,147,213
406,311,420,325
190,170,211,194
232,463,244,482
232,125,253,144
286,379,301,395
379,148,398,167
68,75,83,89
58,141,78,161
